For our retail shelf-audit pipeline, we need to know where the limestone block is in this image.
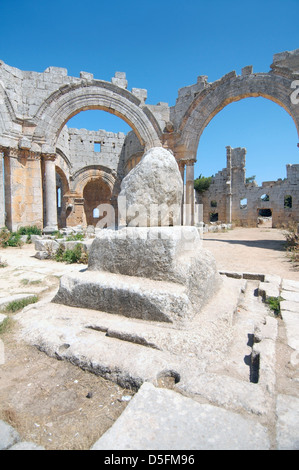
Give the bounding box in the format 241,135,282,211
119,147,183,227
276,395,299,450
54,226,221,323
91,382,270,450
8,441,45,450
35,239,59,253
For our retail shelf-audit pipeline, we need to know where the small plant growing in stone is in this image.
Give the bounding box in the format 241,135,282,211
66,233,84,242
55,244,88,264
2,296,39,313
265,296,284,318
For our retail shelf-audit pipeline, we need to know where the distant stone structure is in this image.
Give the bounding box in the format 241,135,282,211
196,146,299,228
0,48,298,231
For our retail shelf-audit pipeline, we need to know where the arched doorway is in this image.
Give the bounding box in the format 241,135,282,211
83,178,112,227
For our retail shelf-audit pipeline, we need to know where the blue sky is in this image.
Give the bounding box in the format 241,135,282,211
0,0,298,185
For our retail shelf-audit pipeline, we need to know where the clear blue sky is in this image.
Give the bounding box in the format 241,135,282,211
0,0,298,185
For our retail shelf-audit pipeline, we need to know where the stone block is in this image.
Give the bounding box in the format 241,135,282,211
54,226,221,323
119,147,183,227
34,239,59,253
8,441,45,450
276,395,299,450
91,382,270,450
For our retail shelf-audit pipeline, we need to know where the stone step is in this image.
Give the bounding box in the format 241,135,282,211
52,270,194,324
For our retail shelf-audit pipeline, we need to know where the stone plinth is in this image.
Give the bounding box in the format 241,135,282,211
53,226,221,324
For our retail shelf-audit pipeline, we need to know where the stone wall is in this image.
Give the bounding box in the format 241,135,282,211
0,48,298,230
196,146,299,228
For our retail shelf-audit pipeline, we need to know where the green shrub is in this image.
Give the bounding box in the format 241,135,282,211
55,243,88,264
6,232,23,247
66,233,84,241
17,226,42,236
265,296,284,317
0,316,13,335
0,228,11,248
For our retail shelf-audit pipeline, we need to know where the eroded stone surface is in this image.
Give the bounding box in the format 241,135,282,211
118,147,183,227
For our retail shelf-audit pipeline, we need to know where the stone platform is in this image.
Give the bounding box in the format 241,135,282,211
53,226,221,325
15,274,299,449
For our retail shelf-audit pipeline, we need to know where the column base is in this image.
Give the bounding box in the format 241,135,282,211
43,225,58,234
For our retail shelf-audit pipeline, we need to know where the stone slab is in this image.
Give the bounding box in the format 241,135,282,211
280,310,299,351
8,441,45,450
52,270,193,323
280,290,299,303
258,282,280,300
276,395,299,450
281,279,299,293
91,382,270,450
280,300,299,313
0,313,7,325
0,420,21,450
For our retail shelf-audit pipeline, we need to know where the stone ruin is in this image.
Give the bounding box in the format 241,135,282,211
0,49,299,449
53,147,221,324
196,146,299,228
0,48,298,232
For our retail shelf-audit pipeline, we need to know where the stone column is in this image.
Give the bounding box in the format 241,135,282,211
43,155,58,233
178,161,185,225
185,160,195,226
0,152,5,228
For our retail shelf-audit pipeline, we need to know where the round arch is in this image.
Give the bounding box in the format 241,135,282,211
72,165,116,197
177,73,299,160
32,82,163,153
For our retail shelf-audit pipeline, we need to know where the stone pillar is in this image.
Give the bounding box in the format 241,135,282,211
185,161,195,226
0,152,5,227
43,155,58,233
226,147,232,224
3,149,43,231
178,161,185,225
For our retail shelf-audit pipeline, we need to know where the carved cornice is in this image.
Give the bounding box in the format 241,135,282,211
0,146,42,160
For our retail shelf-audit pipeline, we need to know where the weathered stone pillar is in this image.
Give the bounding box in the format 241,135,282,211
185,160,195,226
43,155,58,233
226,146,232,224
0,152,5,227
3,149,43,231
178,161,185,225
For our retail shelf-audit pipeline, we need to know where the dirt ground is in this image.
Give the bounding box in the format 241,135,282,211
0,226,298,450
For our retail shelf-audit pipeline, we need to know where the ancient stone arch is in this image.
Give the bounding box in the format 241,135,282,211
175,72,299,161
63,166,117,228
0,49,298,230
32,82,163,154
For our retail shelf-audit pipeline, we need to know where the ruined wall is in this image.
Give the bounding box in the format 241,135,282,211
197,146,299,228
0,48,298,230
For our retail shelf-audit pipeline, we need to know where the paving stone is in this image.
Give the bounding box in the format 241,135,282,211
280,300,299,314
276,395,299,450
281,290,299,303
280,310,299,350
8,441,45,450
281,279,299,293
91,382,270,450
